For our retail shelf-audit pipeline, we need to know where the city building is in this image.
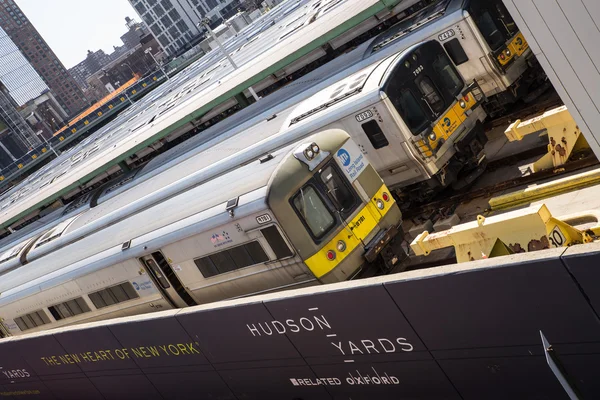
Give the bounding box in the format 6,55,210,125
129,0,242,56
68,50,112,90
0,82,42,169
0,0,87,116
86,37,162,100
121,16,150,50
0,25,69,167
0,25,49,107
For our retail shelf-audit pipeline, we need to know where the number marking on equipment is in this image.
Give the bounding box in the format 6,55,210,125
355,110,373,122
256,214,272,224
549,226,566,247
438,29,455,41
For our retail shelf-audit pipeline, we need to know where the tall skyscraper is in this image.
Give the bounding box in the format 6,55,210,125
0,0,87,116
129,0,241,56
0,25,49,107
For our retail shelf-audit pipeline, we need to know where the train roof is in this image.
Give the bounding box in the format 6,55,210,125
0,0,401,231
0,139,299,302
364,0,463,57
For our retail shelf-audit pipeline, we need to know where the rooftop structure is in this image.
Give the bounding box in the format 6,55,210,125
129,0,243,56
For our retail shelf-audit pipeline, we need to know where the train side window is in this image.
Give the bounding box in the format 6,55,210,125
416,76,445,114
433,54,463,97
194,241,270,278
14,310,51,331
89,282,139,309
292,185,336,239
209,251,237,274
443,39,469,67
194,257,219,277
48,297,91,321
260,226,293,259
361,120,389,149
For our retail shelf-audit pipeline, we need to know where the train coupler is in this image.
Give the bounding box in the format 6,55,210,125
410,204,600,263
505,106,590,172
364,225,406,270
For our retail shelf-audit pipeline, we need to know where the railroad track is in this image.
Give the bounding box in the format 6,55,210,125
484,91,563,131
403,154,598,221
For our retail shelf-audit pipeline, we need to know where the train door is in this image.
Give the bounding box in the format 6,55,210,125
0,320,9,338
139,251,198,308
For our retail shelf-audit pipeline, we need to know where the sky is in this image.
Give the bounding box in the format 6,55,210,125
16,0,139,69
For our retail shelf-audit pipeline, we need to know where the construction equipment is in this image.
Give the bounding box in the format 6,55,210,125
411,204,600,263
489,167,600,211
505,106,590,172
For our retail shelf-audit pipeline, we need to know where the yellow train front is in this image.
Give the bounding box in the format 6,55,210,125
268,129,404,283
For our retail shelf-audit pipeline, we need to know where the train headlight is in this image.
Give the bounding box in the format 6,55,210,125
505,49,512,57
311,143,320,154
428,132,437,142
382,192,390,202
459,100,466,109
326,250,337,261
376,199,385,210
337,240,347,252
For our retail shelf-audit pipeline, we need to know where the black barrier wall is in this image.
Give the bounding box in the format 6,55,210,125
1,246,599,399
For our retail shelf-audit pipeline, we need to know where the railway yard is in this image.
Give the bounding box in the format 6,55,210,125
0,0,599,398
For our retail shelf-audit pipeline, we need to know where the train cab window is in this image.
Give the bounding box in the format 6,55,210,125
416,76,445,114
388,88,429,134
319,165,358,216
293,185,335,239
469,0,517,51
433,54,463,96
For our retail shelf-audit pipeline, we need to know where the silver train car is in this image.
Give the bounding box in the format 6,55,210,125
0,130,402,338
365,0,542,116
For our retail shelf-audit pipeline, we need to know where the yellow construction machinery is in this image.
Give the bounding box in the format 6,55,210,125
411,204,600,263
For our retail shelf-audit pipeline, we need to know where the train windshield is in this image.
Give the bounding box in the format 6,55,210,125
319,164,357,213
468,0,518,51
293,185,336,239
383,41,464,135
292,162,359,241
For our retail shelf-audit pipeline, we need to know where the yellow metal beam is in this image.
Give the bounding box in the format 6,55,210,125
411,204,595,263
505,106,589,172
489,168,600,211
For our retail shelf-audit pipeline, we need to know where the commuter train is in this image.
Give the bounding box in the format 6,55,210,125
364,0,541,117
0,129,403,337
0,0,537,336
284,40,487,200
0,37,482,337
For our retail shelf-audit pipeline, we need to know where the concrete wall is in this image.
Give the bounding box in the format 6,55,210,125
1,244,600,399
503,0,600,158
